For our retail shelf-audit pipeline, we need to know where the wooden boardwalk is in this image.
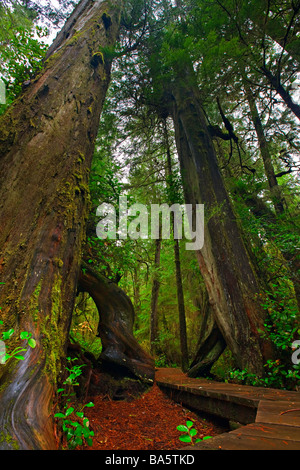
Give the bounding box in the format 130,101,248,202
156,368,300,450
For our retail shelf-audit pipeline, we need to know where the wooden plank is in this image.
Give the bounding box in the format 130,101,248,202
231,422,300,441
157,369,300,450
256,400,300,427
158,381,260,408
190,431,300,450
156,369,300,402
158,384,257,424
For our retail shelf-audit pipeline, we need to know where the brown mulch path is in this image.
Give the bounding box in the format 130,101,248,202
83,383,226,450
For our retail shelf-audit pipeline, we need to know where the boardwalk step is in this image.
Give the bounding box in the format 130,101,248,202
156,368,300,450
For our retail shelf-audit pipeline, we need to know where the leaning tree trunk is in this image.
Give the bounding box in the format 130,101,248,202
78,265,155,382
167,64,274,375
260,66,300,121
0,0,121,450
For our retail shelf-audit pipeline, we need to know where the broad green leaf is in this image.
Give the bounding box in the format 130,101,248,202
203,436,212,440
76,411,84,418
186,421,194,428
14,355,25,360
20,331,31,340
82,427,91,438
179,435,192,443
54,413,66,418
177,425,188,432
70,421,80,428
63,421,70,430
75,426,83,436
84,401,94,408
190,428,197,437
65,407,74,417
28,338,36,348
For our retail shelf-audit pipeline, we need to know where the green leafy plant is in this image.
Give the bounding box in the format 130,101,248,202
55,356,95,449
177,421,212,445
54,402,95,449
56,357,86,399
0,320,36,363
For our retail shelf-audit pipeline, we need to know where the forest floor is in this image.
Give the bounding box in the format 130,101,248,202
83,382,228,450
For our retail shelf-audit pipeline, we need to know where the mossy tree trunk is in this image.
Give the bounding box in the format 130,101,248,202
78,265,155,382
167,65,273,375
0,0,121,450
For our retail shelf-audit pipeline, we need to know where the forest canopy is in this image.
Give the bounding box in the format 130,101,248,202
0,0,299,451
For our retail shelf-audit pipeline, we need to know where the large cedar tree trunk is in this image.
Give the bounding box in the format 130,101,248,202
167,66,273,375
0,0,121,450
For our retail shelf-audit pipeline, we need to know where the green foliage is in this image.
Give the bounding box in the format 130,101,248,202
229,360,300,390
260,285,299,353
0,320,36,363
54,357,95,449
177,421,212,445
54,402,95,449
0,1,48,114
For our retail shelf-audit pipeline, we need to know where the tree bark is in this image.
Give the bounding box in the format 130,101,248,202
173,238,189,372
0,0,121,450
150,234,162,355
164,120,189,371
244,81,286,214
188,285,227,378
188,309,227,378
78,265,155,383
167,65,273,375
